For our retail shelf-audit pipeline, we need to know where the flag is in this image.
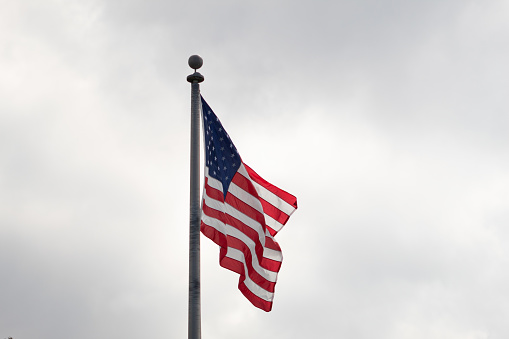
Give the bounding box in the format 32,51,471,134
200,96,298,312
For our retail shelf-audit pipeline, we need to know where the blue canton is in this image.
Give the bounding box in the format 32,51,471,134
201,96,241,199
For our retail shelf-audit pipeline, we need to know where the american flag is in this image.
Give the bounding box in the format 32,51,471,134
200,96,298,312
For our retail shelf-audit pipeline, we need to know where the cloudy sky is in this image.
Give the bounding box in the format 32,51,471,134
1,0,509,338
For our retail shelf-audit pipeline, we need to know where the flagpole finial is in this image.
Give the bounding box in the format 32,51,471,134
187,55,204,83
188,55,203,70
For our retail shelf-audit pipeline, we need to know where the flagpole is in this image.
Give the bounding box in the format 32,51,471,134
187,55,204,339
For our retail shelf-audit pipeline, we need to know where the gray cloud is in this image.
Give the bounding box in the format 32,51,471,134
1,0,509,338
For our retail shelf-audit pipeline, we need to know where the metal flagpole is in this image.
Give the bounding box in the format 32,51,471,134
187,55,204,339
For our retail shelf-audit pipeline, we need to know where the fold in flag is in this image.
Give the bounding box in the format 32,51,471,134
200,96,298,312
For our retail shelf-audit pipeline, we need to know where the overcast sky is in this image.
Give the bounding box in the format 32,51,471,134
1,0,509,338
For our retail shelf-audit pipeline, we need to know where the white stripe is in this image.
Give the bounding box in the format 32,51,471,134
263,230,283,262
206,166,265,217
204,172,266,246
202,164,283,302
225,246,278,282
226,225,281,270
227,172,285,234
205,165,286,234
264,214,283,233
201,212,279,282
202,207,282,265
201,208,227,235
205,169,223,192
228,181,264,215
263,247,282,262
237,164,296,216
203,191,225,212
242,269,274,302
225,247,274,302
236,163,250,177
203,191,265,246
203,169,283,263
253,181,296,216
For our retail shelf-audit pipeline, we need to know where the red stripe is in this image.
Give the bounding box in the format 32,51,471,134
266,226,277,237
264,236,281,252
239,282,273,312
204,174,266,242
244,163,298,209
225,173,266,231
203,217,279,285
232,170,261,199
202,202,265,264
204,179,224,202
259,197,291,225
201,222,227,248
203,181,263,243
202,223,277,292
203,174,271,264
230,171,289,236
261,256,282,272
202,202,227,225
220,242,276,292
201,164,295,312
202,212,282,274
223,233,282,275
220,255,243,275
